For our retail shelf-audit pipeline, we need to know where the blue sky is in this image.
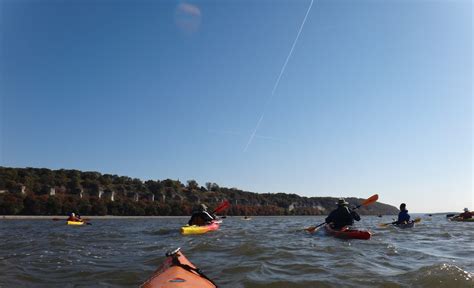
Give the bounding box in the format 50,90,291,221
1,0,472,212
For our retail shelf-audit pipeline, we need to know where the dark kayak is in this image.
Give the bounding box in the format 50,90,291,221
140,248,217,288
324,224,371,240
394,221,415,229
449,218,474,222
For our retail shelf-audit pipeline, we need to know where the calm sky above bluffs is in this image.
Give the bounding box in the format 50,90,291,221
1,0,472,212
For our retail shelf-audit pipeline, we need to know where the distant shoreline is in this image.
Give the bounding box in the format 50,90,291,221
0,167,400,216
0,215,188,220
0,215,403,220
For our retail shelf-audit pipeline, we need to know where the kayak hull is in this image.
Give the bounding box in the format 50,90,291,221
180,222,219,235
141,250,216,288
394,222,415,229
324,225,371,240
67,221,84,225
450,218,474,222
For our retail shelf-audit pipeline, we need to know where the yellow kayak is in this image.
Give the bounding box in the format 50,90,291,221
180,222,219,235
67,220,85,225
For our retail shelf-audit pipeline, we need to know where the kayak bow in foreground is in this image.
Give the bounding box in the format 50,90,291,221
140,248,217,288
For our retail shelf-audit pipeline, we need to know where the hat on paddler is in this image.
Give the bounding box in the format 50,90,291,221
336,198,349,206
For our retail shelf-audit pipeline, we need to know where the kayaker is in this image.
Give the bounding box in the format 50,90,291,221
457,208,473,220
188,204,216,226
67,212,82,222
393,203,410,225
325,198,361,229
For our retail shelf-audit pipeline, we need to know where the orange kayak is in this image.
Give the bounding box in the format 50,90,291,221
140,248,217,288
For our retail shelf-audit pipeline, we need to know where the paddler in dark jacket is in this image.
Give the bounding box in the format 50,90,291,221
394,203,410,224
325,198,361,229
188,204,215,226
457,208,473,220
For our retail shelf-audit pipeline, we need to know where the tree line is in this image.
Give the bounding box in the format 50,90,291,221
0,167,399,216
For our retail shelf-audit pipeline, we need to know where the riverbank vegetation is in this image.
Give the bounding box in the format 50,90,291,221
0,167,398,216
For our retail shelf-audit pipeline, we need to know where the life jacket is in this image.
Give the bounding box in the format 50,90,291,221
397,210,410,224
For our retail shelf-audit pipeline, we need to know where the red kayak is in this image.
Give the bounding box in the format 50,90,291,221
324,224,371,240
141,248,217,288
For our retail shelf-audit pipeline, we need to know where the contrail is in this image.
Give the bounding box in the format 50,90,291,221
244,0,314,152
209,128,289,143
271,0,314,96
244,113,265,152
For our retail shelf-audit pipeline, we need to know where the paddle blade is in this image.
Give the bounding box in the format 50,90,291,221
213,200,230,214
378,222,391,228
305,222,325,233
361,194,379,206
413,218,421,223
305,226,317,233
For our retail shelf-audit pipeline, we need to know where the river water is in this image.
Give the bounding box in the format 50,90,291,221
0,215,473,287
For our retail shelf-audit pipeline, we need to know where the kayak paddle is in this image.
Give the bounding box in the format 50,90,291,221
305,194,379,233
305,222,326,233
379,217,421,227
212,200,230,214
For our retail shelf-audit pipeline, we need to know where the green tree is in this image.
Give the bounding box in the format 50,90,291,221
45,197,62,215
78,199,92,215
107,201,123,215
0,194,24,214
186,180,199,190
61,197,78,215
91,200,107,215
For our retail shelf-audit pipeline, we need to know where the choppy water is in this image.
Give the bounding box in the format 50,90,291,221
0,215,473,287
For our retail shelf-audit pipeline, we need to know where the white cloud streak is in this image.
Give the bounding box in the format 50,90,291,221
244,0,314,152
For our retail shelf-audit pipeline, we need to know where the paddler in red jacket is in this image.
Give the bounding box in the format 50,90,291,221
67,212,82,222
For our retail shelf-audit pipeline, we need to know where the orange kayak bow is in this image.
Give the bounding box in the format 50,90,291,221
141,248,217,288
